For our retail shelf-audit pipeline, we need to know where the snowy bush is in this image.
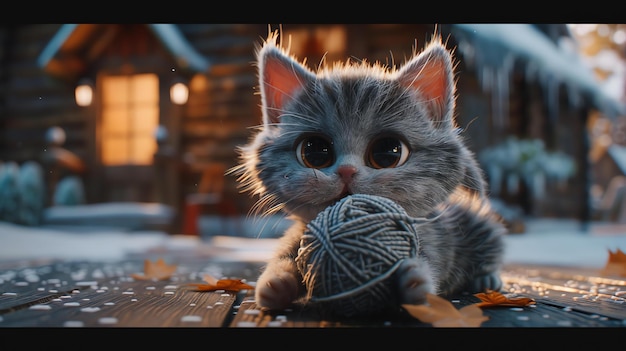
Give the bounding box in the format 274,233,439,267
0,160,86,226
0,161,20,223
479,136,576,199
53,175,86,206
17,161,46,226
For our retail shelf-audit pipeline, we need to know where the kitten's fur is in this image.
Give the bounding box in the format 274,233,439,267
233,32,506,311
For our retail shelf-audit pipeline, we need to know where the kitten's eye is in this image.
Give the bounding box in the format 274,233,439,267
296,136,334,169
367,136,410,169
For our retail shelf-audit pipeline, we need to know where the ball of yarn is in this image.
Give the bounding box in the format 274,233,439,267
295,194,422,318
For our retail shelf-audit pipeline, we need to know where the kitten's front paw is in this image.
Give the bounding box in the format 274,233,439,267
396,258,435,305
471,272,502,293
255,270,300,311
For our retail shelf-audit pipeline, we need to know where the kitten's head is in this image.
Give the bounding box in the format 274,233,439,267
234,32,486,223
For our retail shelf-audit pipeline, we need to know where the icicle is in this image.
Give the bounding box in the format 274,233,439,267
456,38,475,68
492,54,514,131
525,61,538,83
541,72,561,123
481,65,493,93
565,84,583,110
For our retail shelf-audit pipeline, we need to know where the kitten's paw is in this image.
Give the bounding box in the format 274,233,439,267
471,273,502,292
255,271,300,311
396,258,435,305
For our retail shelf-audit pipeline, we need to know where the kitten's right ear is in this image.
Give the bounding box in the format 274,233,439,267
396,39,456,129
257,41,314,125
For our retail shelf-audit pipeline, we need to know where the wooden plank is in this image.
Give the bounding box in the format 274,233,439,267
5,110,87,128
15,24,61,41
501,264,626,321
6,94,74,113
179,23,263,38
1,261,96,311
0,259,260,327
205,62,256,77
1,259,626,327
0,280,238,327
479,299,624,327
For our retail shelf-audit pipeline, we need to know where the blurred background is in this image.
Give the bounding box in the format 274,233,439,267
1,23,626,240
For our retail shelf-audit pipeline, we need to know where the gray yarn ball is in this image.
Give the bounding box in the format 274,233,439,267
295,194,422,317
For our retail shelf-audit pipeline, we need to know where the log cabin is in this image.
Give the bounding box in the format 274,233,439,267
0,24,623,233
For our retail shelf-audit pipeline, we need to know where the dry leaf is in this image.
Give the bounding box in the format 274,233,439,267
131,258,177,281
600,248,626,277
402,293,488,327
185,273,254,292
473,290,535,308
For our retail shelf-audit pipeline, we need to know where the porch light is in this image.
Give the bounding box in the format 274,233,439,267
75,79,93,107
170,81,189,105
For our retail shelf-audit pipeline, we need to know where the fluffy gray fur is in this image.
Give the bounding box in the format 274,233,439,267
232,32,506,311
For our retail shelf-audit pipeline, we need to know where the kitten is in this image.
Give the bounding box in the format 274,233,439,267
232,31,507,312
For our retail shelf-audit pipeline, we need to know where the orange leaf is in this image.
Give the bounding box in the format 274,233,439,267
185,273,254,292
402,293,488,327
600,248,626,277
473,290,535,308
131,258,177,281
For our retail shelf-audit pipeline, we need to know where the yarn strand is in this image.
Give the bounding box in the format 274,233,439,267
309,259,405,303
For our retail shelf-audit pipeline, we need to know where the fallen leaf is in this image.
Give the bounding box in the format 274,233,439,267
402,293,488,327
131,258,177,281
600,248,626,277
473,290,535,308
185,273,254,292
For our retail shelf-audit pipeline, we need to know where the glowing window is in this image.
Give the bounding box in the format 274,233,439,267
101,73,159,165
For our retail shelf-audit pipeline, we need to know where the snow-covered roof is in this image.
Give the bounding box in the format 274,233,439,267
146,24,211,73
451,24,626,119
38,24,210,80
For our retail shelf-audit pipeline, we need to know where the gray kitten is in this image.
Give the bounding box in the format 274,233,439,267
233,32,506,312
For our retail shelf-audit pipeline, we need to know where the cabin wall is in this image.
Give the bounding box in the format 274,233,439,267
176,24,268,215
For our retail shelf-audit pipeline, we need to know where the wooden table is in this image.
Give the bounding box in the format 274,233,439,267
2,246,625,330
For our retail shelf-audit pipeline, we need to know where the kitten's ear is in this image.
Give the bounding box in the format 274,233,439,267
396,40,455,128
257,42,314,125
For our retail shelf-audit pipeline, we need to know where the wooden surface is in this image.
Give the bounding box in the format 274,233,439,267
1,253,626,328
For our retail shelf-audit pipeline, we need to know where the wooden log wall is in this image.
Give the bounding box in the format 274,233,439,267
177,24,268,214
0,25,75,162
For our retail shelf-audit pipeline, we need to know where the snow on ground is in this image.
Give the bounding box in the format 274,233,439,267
503,218,626,268
0,221,174,263
1,217,626,269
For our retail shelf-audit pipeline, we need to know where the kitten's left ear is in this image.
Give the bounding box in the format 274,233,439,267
396,40,456,128
257,41,315,125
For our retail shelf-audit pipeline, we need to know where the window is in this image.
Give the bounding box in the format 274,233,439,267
101,73,159,165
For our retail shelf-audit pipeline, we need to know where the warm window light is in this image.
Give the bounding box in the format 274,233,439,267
170,82,189,105
75,79,93,107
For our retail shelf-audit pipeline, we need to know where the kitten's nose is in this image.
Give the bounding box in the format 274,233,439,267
337,165,357,184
